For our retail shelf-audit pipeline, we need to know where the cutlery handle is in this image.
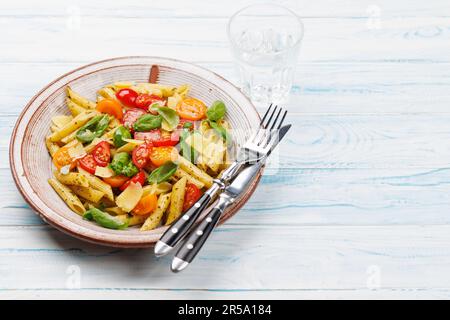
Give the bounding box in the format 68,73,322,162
154,184,220,257
171,195,232,272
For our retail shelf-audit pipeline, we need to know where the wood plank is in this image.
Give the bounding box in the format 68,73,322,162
4,288,450,300
2,0,449,18
1,16,449,63
2,62,450,115
1,225,450,291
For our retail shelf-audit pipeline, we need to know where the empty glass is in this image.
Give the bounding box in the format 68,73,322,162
227,4,304,106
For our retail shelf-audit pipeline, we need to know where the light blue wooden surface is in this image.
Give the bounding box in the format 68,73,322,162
2,0,450,299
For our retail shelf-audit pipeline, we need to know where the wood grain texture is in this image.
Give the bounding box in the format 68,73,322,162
2,0,450,299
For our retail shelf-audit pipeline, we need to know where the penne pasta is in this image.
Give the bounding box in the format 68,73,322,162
177,156,213,188
141,193,171,231
45,136,60,156
67,98,87,116
142,182,172,196
48,178,85,215
79,171,114,202
70,185,105,203
51,115,73,128
53,170,89,187
49,111,97,142
66,86,96,109
165,177,187,225
173,168,205,189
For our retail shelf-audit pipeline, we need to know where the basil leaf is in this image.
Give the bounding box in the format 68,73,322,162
147,161,178,184
206,100,226,121
113,126,132,147
154,106,179,131
209,120,231,145
133,114,162,132
76,115,110,143
83,208,128,230
109,152,139,177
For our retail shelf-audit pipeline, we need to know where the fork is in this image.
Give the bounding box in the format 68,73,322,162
154,104,287,257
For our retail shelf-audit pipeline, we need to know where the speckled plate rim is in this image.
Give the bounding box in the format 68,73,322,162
9,56,263,248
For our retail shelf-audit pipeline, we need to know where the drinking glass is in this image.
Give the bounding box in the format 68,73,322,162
227,4,304,106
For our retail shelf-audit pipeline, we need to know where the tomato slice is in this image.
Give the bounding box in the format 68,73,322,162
78,154,97,174
102,175,129,188
119,170,146,191
132,193,158,216
132,143,151,169
123,108,146,131
96,99,123,120
52,147,76,170
176,98,207,121
91,141,111,167
135,94,165,110
135,129,179,147
183,183,202,212
149,146,178,167
116,88,138,107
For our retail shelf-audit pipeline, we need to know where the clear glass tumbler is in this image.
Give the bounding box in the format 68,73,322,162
227,4,304,106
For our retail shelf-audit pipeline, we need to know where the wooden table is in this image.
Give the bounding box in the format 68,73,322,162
2,0,450,299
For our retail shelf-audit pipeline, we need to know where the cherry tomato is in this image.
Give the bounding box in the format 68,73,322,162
96,99,123,120
91,141,111,167
132,143,151,169
102,175,129,188
134,129,179,147
132,193,158,216
149,146,178,167
52,147,76,170
78,154,97,174
119,170,146,191
176,97,207,121
183,183,202,212
135,94,165,110
123,108,146,131
116,88,138,107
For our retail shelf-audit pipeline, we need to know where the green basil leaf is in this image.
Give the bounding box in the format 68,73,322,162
206,100,226,121
133,114,162,132
76,115,110,143
83,208,128,230
154,106,179,131
113,126,132,147
109,152,139,177
147,161,178,184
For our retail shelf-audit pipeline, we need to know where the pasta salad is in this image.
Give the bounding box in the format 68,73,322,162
45,82,231,231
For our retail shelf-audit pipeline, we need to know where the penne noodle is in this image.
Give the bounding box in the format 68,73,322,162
49,111,97,142
79,171,114,202
48,178,85,215
67,98,87,116
105,207,127,216
66,86,96,109
60,130,78,144
97,87,117,100
141,193,171,231
53,170,89,188
177,156,213,188
70,185,105,203
45,136,60,156
142,182,172,197
128,215,147,226
51,115,73,128
165,177,187,225
173,168,205,189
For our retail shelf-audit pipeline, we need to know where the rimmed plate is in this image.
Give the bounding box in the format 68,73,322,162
9,56,262,247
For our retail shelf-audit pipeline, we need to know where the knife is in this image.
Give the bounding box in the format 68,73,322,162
171,124,291,272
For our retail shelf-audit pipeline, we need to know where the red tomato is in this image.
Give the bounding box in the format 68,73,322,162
78,154,97,174
119,170,146,191
183,183,202,212
91,141,110,167
116,88,138,107
123,108,146,131
135,129,179,147
135,94,165,110
132,143,151,169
